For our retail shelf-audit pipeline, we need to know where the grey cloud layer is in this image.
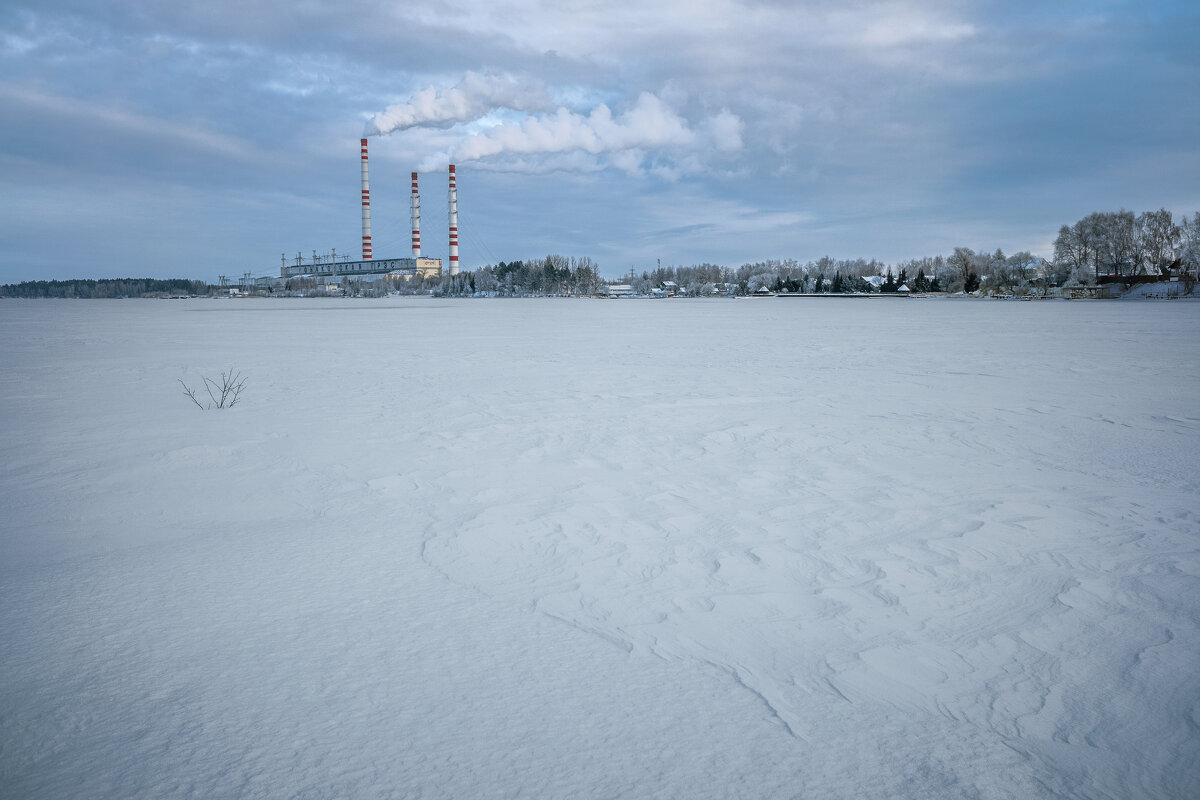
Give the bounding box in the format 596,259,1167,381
1,0,1197,280
364,75,743,176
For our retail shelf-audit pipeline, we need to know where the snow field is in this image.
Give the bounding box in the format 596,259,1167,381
1,297,1198,798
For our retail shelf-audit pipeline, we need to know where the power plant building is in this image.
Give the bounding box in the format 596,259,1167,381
280,257,442,281
276,138,452,283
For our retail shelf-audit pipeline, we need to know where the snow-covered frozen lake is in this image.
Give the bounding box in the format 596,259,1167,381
2,296,1198,798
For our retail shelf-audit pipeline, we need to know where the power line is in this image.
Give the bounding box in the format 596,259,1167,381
460,208,499,266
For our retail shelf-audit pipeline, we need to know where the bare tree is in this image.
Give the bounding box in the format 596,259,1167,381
1094,210,1139,277
1138,208,1181,274
180,370,246,410
1053,212,1106,279
946,247,979,293
1179,212,1200,291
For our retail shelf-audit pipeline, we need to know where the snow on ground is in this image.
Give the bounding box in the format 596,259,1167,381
1,296,1198,799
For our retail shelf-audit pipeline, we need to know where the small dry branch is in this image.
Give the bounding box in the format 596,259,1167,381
179,369,246,410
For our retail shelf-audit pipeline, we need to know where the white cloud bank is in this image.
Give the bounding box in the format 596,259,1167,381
368,76,743,176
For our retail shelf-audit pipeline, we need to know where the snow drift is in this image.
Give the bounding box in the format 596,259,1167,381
1,297,1197,798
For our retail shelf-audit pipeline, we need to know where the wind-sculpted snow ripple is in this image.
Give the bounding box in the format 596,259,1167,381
400,303,1200,799
4,298,1199,799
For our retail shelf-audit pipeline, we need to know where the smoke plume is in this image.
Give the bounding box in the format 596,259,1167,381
364,72,550,137
369,76,743,176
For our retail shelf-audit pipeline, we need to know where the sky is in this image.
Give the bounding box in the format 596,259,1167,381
1,0,1198,283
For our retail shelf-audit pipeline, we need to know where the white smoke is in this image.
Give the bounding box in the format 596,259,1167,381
370,76,744,176
425,94,742,176
453,94,693,161
363,71,551,137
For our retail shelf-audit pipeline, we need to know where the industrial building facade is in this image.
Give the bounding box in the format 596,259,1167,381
275,138,455,283
280,257,442,281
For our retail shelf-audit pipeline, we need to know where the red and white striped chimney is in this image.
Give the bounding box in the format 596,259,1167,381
360,138,372,260
448,164,459,276
410,172,421,258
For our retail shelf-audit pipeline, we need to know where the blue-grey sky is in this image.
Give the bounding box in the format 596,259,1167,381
2,0,1197,282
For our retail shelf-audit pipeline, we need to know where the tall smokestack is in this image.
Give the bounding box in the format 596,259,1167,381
360,138,372,260
410,172,421,258
448,164,459,276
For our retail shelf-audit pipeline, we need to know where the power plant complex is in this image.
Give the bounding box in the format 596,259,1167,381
279,139,460,282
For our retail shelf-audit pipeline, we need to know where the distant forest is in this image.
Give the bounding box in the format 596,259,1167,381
0,278,210,299
4,208,1198,299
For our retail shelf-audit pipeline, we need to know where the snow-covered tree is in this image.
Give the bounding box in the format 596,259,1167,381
1178,212,1200,290
1138,209,1181,274
946,247,978,293
747,273,775,293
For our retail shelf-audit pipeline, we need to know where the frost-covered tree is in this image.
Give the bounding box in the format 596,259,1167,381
946,247,978,293
1053,217,1100,279
983,250,1038,295
747,272,775,293
1178,212,1200,289
570,257,602,295
1055,209,1180,280
1138,209,1181,274
980,249,1005,288
1007,252,1039,294
1094,210,1139,276
474,265,498,295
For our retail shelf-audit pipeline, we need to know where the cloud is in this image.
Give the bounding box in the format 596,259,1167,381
0,81,258,162
404,90,743,176
5,0,1197,282
847,4,977,49
706,110,743,152
364,71,551,136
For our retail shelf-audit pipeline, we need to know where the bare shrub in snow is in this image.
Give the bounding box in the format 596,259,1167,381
179,370,246,409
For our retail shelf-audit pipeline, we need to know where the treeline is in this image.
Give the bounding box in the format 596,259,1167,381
422,208,1198,299
0,278,210,298
624,256,970,296
1054,209,1199,280
6,209,1197,300
432,255,604,297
